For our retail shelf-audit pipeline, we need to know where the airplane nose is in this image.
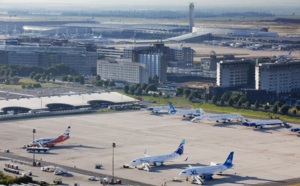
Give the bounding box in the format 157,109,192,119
129,161,136,165
179,171,187,176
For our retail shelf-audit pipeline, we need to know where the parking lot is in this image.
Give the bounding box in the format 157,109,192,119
0,110,300,185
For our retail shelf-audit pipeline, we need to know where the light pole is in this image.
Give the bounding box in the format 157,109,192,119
112,142,116,184
32,129,36,166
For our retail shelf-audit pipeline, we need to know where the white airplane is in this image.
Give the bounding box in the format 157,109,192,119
129,139,186,171
168,103,204,118
28,126,71,147
247,44,263,50
54,167,68,175
277,51,292,59
179,151,234,185
286,125,300,133
242,119,287,128
146,105,170,113
191,113,245,123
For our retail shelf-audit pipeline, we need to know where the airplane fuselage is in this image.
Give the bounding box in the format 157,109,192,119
180,164,228,177
192,113,243,122
130,152,179,166
31,135,70,147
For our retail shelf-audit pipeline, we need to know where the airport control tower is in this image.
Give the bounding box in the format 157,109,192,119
189,3,195,32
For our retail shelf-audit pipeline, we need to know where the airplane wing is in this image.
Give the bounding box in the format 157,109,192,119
254,119,283,127
200,114,243,121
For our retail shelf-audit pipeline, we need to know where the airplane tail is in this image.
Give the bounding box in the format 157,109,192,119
168,102,176,114
197,108,205,116
200,109,205,115
223,151,234,168
62,126,71,138
174,139,185,156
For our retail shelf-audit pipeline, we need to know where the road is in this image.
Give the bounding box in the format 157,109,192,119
0,151,154,186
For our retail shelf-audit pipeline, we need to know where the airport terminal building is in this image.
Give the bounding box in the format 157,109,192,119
192,26,278,37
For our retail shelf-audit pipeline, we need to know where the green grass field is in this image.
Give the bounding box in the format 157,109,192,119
0,78,61,89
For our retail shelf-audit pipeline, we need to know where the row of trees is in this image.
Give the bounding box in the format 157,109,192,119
210,91,297,115
61,75,85,84
0,64,78,78
94,75,115,87
0,172,33,185
29,72,53,82
95,79,115,87
124,83,158,95
175,87,206,101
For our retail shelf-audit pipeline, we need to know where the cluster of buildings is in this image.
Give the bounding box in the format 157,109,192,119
216,59,300,94
0,45,98,75
97,44,194,84
215,59,300,102
0,3,299,105
1,37,299,103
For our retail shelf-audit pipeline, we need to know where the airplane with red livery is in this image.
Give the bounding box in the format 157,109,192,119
28,126,71,147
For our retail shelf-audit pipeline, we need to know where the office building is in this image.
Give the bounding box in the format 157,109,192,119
0,45,97,75
97,47,124,58
97,59,149,84
168,46,194,67
216,60,255,88
138,53,167,82
255,61,300,94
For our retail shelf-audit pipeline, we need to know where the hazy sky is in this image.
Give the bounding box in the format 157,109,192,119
1,0,299,13
1,0,299,7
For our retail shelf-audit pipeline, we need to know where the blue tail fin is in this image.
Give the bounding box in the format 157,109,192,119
174,139,185,155
223,151,234,168
168,102,176,114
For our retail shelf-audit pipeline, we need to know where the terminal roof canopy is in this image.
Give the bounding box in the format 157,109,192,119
0,92,137,111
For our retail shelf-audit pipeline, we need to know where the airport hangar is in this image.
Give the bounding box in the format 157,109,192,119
0,92,138,114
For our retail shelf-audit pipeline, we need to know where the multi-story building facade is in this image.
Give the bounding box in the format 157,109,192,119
255,61,300,94
97,59,149,84
138,53,167,82
96,44,194,83
0,45,97,75
216,60,255,88
168,46,194,67
97,47,124,58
